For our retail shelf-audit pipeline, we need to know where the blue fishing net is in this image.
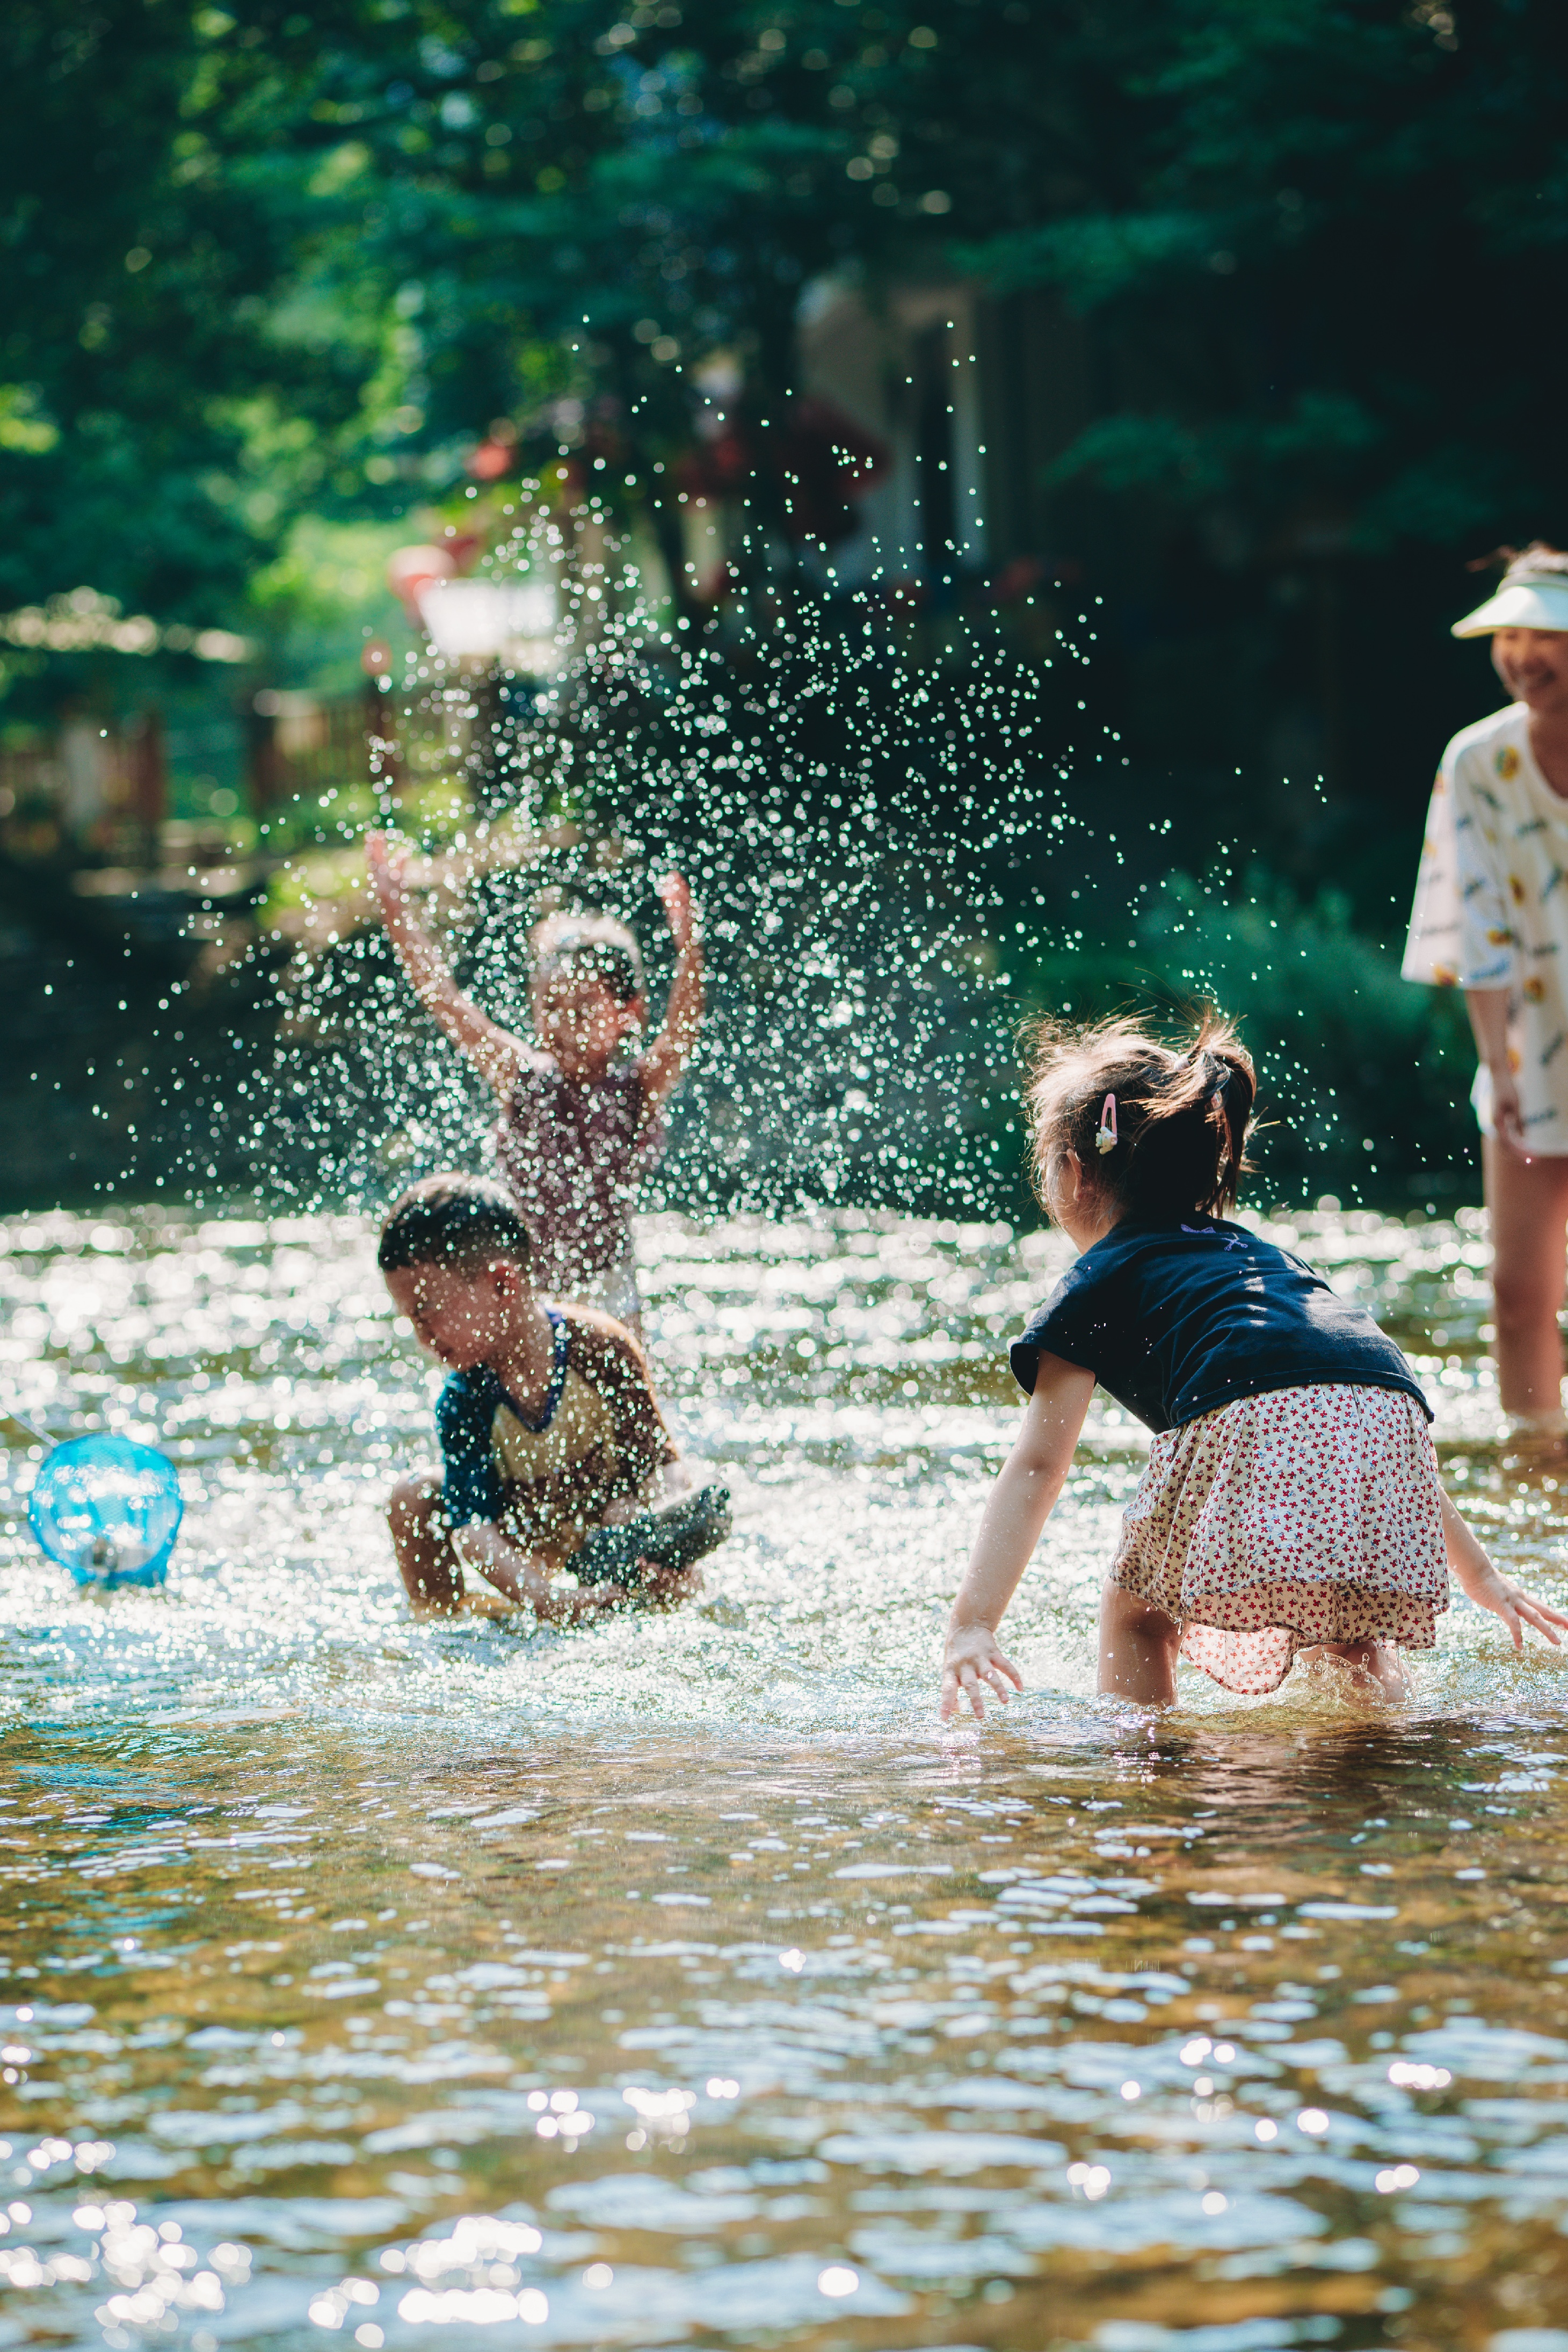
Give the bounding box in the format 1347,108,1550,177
27,1434,183,1589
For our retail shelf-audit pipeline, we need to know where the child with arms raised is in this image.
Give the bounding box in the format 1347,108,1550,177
380,1175,729,1617
367,832,702,1330
941,1014,1568,1715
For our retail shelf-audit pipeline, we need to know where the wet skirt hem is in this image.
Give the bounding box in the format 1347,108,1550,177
1110,1383,1449,1696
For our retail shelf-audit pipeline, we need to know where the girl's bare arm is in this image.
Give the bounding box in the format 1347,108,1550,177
940,1355,1096,1720
366,830,524,1102
1439,1486,1568,1650
640,872,705,1106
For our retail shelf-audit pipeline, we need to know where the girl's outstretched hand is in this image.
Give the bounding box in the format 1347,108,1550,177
1465,1562,1568,1652
655,871,695,949
940,1623,1023,1722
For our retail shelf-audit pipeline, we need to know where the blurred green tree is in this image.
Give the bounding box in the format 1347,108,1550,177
7,0,1567,850
251,0,1021,612
0,0,391,630
256,0,1568,782
959,0,1568,558
267,0,1567,540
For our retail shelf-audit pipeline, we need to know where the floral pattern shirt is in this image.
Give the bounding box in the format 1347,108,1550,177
1403,701,1568,1152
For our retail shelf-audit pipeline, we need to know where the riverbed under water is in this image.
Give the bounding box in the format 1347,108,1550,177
2,1202,1567,2352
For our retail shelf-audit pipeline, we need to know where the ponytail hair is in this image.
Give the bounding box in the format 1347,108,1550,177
1023,1010,1255,1222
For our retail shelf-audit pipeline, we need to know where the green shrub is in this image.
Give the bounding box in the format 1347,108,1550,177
1015,872,1478,1204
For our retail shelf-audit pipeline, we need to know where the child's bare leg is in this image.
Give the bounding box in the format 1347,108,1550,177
1099,1578,1180,1704
1302,1637,1410,1701
388,1474,463,1613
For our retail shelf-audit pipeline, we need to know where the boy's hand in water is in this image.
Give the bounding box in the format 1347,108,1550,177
561,1564,700,1618
546,1580,624,1625
656,871,696,950
940,1623,1023,1722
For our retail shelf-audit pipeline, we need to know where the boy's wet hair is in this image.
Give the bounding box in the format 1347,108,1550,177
378,1175,533,1277
1024,1010,1256,1221
529,909,643,1005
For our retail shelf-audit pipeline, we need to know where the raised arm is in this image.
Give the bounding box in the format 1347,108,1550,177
940,1354,1096,1721
366,830,523,1102
639,872,705,1106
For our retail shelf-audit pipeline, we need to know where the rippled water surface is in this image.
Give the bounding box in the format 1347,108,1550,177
3,1203,1568,2351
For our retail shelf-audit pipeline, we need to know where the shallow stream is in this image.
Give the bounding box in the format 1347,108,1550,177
2,1203,1567,2351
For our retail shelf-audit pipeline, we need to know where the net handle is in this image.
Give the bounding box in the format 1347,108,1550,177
2,1409,55,1451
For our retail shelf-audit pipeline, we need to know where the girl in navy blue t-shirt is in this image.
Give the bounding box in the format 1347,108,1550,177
940,1012,1568,1713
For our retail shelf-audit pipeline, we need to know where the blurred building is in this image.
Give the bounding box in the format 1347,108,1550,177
796,272,1091,590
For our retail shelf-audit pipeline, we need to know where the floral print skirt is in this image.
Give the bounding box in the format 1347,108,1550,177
1110,1383,1449,1695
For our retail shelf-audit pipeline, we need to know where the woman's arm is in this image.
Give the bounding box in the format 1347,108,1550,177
366,830,524,1102
1439,1486,1568,1650
940,1355,1097,1721
639,872,705,1106
1464,986,1530,1159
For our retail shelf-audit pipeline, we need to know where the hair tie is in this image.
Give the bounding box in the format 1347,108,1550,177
1206,1056,1237,1167
1094,1093,1118,1155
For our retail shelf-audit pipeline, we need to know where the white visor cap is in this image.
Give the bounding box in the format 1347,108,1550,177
1453,569,1568,637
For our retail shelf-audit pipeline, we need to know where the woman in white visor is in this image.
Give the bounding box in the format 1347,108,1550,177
1404,546,1568,1438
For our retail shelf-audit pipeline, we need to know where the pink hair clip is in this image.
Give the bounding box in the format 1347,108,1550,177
1095,1092,1118,1155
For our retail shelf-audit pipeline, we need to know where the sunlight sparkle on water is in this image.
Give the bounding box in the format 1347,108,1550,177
0,1202,1566,2343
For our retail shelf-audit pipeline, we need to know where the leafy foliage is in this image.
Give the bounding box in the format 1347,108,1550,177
0,2,395,631
10,3,1567,648
1021,870,1477,1202
956,0,1568,562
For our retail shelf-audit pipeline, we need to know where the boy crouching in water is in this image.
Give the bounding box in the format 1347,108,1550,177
379,1175,730,1618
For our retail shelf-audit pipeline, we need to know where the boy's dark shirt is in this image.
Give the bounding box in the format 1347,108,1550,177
1011,1215,1430,1435
437,1306,675,1552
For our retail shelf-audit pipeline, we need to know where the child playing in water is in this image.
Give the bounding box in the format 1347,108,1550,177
366,832,703,1331
379,1174,730,1617
940,1013,1568,1715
